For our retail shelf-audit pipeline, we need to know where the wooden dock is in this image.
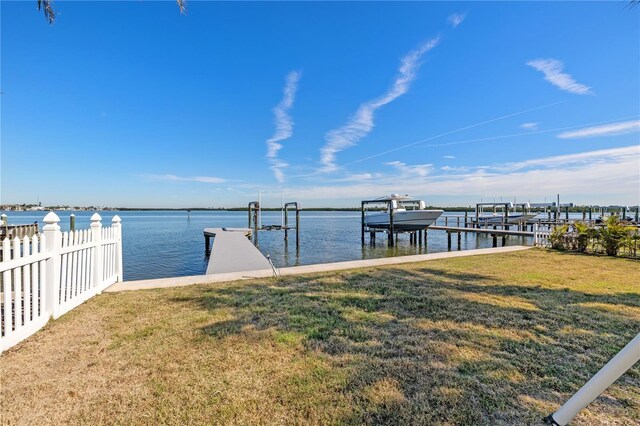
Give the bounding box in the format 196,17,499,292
204,228,272,274
429,225,535,250
0,223,39,240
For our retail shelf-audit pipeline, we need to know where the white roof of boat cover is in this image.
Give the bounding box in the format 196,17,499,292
372,194,415,201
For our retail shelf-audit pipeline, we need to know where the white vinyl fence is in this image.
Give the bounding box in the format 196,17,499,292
533,223,551,247
0,212,122,352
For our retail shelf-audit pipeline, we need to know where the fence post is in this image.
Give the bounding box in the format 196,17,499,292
112,215,123,281
91,213,103,293
42,212,62,319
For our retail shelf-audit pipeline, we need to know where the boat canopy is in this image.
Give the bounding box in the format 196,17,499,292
370,194,415,202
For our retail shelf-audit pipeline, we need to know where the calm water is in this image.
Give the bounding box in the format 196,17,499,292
2,210,543,281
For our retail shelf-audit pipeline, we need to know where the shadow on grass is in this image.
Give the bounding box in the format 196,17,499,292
169,262,640,424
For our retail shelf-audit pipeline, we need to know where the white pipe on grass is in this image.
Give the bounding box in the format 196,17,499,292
545,333,640,425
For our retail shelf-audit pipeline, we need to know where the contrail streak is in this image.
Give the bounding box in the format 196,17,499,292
341,101,564,167
416,115,640,148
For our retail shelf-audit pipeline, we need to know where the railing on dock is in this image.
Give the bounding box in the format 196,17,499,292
0,223,39,241
0,212,123,352
362,208,638,252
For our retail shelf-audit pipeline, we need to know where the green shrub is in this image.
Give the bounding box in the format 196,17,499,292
547,217,638,258
621,228,640,257
598,216,635,257
549,225,569,250
573,221,596,253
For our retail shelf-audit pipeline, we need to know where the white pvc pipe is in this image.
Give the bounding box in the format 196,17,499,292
547,333,640,425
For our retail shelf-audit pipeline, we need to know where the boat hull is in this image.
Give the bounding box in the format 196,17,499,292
365,209,444,231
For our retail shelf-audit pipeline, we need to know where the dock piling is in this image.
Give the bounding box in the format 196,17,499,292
388,201,395,246
283,202,301,249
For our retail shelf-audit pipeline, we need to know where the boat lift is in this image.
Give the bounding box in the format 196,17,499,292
361,195,425,247
247,200,300,249
475,202,517,224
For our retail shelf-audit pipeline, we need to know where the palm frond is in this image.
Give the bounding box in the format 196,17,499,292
37,0,55,24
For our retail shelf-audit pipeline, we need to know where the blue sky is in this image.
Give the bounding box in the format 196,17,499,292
2,1,639,208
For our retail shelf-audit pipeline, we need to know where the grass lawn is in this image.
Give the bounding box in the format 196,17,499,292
1,249,639,425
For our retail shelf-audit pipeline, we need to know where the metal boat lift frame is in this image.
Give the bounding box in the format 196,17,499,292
247,200,301,248
283,201,300,247
361,196,424,247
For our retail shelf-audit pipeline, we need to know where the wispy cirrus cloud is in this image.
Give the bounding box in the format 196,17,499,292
520,122,539,131
319,36,440,172
448,13,465,28
488,145,638,173
443,155,456,159
527,58,592,95
144,174,226,184
557,120,640,139
385,160,433,177
278,145,639,205
440,165,471,172
331,173,379,183
266,71,301,183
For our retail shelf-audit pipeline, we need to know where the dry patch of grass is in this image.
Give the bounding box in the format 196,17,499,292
1,249,639,425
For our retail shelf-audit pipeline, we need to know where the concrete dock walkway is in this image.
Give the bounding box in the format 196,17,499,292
204,228,272,274
106,245,532,292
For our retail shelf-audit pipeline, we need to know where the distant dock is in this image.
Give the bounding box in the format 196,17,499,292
204,228,272,274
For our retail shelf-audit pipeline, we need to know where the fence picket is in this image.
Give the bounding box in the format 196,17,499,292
109,243,113,279
72,231,79,298
1,214,123,351
22,236,31,324
12,237,22,329
31,235,40,318
2,238,12,338
30,236,38,318
80,247,87,296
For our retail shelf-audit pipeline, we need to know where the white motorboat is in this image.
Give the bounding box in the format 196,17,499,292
364,194,443,231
